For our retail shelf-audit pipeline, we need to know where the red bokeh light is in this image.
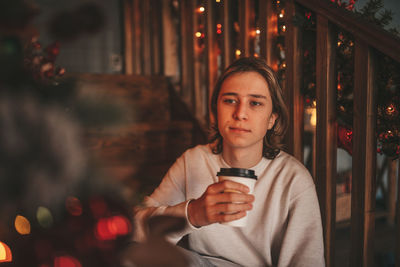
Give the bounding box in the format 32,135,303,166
65,196,83,216
95,215,131,241
54,256,82,267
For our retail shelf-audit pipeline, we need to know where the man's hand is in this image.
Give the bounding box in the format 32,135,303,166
187,180,255,227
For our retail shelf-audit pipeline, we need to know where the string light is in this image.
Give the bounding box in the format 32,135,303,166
36,206,53,229
198,6,205,13
195,32,202,38
235,49,241,56
217,24,222,34
255,29,261,35
15,215,31,235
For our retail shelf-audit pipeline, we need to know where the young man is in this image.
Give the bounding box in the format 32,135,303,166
134,57,325,266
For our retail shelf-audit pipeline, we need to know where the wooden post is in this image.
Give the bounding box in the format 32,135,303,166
395,159,400,267
284,0,303,161
388,158,398,225
315,14,337,267
259,0,278,71
179,0,195,110
206,0,217,124
239,0,253,57
142,0,152,75
222,0,233,70
132,0,142,74
351,39,377,267
123,0,133,75
151,0,163,75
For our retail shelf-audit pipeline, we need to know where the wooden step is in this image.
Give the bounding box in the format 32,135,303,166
74,73,171,122
85,121,196,194
85,121,195,165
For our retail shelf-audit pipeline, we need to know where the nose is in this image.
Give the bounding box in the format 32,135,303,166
233,102,248,120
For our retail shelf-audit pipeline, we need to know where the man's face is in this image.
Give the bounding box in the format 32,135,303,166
217,71,277,152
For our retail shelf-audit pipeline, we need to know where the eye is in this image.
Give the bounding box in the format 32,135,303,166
250,101,263,106
223,98,237,104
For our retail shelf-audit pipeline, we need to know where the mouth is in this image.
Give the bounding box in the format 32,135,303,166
229,127,251,133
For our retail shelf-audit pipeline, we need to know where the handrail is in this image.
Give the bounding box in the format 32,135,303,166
122,1,400,266
295,0,400,62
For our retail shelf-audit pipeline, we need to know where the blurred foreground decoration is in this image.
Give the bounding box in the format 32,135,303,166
0,1,187,266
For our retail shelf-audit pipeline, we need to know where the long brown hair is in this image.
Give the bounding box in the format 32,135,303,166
209,57,289,159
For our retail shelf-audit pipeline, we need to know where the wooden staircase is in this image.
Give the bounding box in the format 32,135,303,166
75,74,207,197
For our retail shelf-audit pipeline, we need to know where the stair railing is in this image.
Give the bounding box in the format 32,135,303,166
122,0,400,266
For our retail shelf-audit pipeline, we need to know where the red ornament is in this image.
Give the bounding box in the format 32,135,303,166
338,125,353,155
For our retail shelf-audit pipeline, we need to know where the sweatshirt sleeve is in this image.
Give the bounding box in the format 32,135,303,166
277,185,326,267
133,151,199,243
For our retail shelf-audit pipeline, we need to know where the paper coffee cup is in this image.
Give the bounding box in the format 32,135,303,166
217,168,257,227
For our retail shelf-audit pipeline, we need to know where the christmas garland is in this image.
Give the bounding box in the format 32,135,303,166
275,0,400,159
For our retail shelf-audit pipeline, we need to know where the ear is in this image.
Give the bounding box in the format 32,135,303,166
267,113,278,130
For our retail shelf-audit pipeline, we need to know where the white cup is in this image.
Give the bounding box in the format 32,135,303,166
217,168,257,227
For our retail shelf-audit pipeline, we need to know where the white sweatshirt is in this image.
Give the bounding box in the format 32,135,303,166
134,144,325,267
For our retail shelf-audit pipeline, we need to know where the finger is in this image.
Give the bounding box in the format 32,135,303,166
217,202,253,213
214,192,255,204
207,180,250,194
216,211,247,223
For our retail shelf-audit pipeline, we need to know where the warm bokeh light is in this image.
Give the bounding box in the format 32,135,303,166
54,255,82,267
310,108,317,126
198,6,205,13
195,31,202,38
235,49,241,56
37,206,54,228
108,216,131,236
95,215,131,241
255,29,261,35
0,242,12,262
66,196,83,216
15,215,31,235
282,25,286,32
216,0,221,2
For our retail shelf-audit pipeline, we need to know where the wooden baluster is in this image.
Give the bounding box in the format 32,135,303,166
284,0,303,161
193,1,203,123
205,0,217,124
387,158,397,226
315,14,337,267
222,0,233,70
123,0,133,75
142,0,152,75
351,39,377,267
179,0,195,111
396,159,400,267
258,0,278,71
151,0,163,75
132,0,142,74
239,0,253,57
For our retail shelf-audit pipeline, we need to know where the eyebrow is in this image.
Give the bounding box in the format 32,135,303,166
220,92,267,99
